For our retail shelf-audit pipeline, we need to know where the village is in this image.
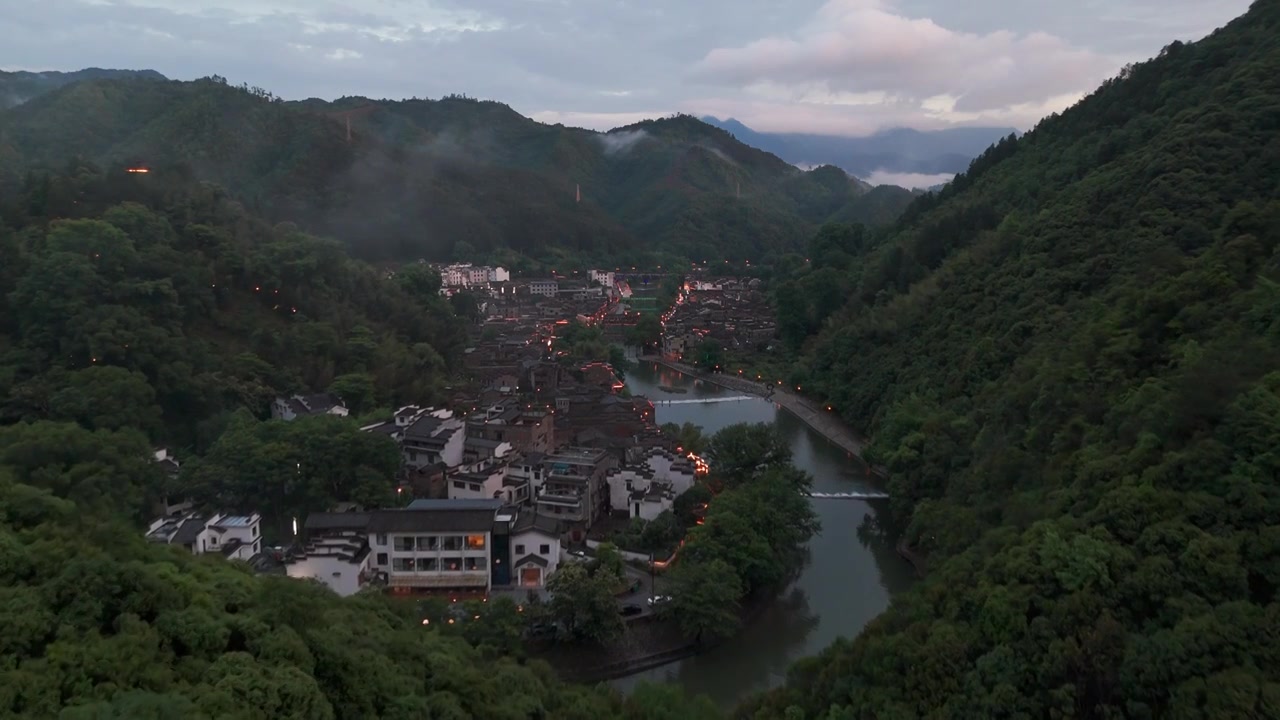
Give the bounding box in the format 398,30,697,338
142,262,779,636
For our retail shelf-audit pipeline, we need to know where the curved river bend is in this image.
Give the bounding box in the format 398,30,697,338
612,363,916,707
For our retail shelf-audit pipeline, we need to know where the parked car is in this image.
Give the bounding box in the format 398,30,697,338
526,622,557,639
618,604,643,617
646,595,672,607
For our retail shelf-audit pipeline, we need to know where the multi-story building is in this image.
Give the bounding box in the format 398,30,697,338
537,447,618,540
528,279,559,297
299,501,564,593
146,512,263,561
589,269,615,288
466,404,555,454
401,412,466,469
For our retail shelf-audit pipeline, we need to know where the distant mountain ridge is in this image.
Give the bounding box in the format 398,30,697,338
0,74,918,265
700,116,1018,181
0,67,166,108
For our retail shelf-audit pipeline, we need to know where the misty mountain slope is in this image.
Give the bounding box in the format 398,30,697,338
702,116,1017,179
1,78,912,263
0,67,165,109
748,1,1280,717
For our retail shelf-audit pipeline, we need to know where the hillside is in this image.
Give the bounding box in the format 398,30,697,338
0,163,467,454
701,116,1016,179
0,79,913,265
749,1,1280,717
0,67,165,109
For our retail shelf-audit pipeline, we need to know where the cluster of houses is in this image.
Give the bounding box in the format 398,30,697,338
144,268,712,600
660,277,776,361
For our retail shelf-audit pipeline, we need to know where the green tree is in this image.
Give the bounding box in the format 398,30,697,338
545,562,624,645
706,423,793,487
664,559,742,644
47,366,163,434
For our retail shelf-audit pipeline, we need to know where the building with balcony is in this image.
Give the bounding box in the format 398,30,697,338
367,499,511,593
536,447,618,540
271,393,349,422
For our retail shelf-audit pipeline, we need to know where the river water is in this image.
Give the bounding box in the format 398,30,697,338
613,362,917,707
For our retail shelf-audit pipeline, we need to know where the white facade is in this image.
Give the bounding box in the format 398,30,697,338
489,266,510,283
606,448,696,520
511,526,560,588
589,269,615,288
448,466,509,501
370,529,494,591
286,534,374,597
146,512,262,562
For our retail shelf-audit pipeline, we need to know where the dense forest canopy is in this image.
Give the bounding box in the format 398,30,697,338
0,79,914,267
748,1,1280,717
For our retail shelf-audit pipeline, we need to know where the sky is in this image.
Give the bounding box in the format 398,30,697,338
0,0,1254,136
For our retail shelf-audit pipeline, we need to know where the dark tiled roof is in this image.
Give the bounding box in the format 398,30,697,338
172,518,206,545
513,553,549,568
512,512,562,537
305,512,373,531
368,508,498,533
406,499,503,511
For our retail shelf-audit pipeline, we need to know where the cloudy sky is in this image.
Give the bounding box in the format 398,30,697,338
1,0,1252,135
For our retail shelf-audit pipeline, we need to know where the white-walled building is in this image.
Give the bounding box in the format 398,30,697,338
589,269,615,288
510,512,562,588
488,266,510,283
285,531,375,597
401,412,467,469
146,512,263,561
297,501,565,593
271,394,349,422
607,448,697,520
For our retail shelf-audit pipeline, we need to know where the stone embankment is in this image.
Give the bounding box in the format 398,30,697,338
640,356,886,478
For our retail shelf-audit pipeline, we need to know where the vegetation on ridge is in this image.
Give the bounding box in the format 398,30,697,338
748,2,1280,717
0,78,914,267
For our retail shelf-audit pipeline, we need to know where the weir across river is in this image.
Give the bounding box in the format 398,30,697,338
649,395,753,405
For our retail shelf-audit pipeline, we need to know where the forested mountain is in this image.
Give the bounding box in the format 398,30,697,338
701,116,1016,179
0,67,165,109
750,1,1280,717
0,163,467,457
0,76,914,266
0,164,724,718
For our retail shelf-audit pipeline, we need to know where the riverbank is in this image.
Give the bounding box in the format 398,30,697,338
640,356,885,478
533,568,801,684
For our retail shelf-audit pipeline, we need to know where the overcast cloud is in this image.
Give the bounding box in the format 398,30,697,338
0,0,1252,135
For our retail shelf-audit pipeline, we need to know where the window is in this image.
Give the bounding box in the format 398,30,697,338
453,480,466,489
417,536,437,551
376,553,388,565
393,537,415,552
466,534,486,550
418,558,438,572
539,544,550,554
469,483,481,492
392,558,416,572
376,534,387,546
441,536,462,551
465,557,487,572
514,544,525,554
441,556,463,572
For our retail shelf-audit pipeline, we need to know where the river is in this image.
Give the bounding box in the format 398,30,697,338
612,361,917,707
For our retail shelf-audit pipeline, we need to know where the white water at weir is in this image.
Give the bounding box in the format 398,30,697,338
807,491,891,500
650,395,754,405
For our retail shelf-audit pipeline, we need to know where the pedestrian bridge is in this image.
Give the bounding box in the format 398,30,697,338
807,491,890,500
650,395,754,405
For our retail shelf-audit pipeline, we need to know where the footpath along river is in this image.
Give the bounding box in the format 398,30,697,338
611,362,917,706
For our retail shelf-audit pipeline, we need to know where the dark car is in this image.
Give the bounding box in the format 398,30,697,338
618,604,644,617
